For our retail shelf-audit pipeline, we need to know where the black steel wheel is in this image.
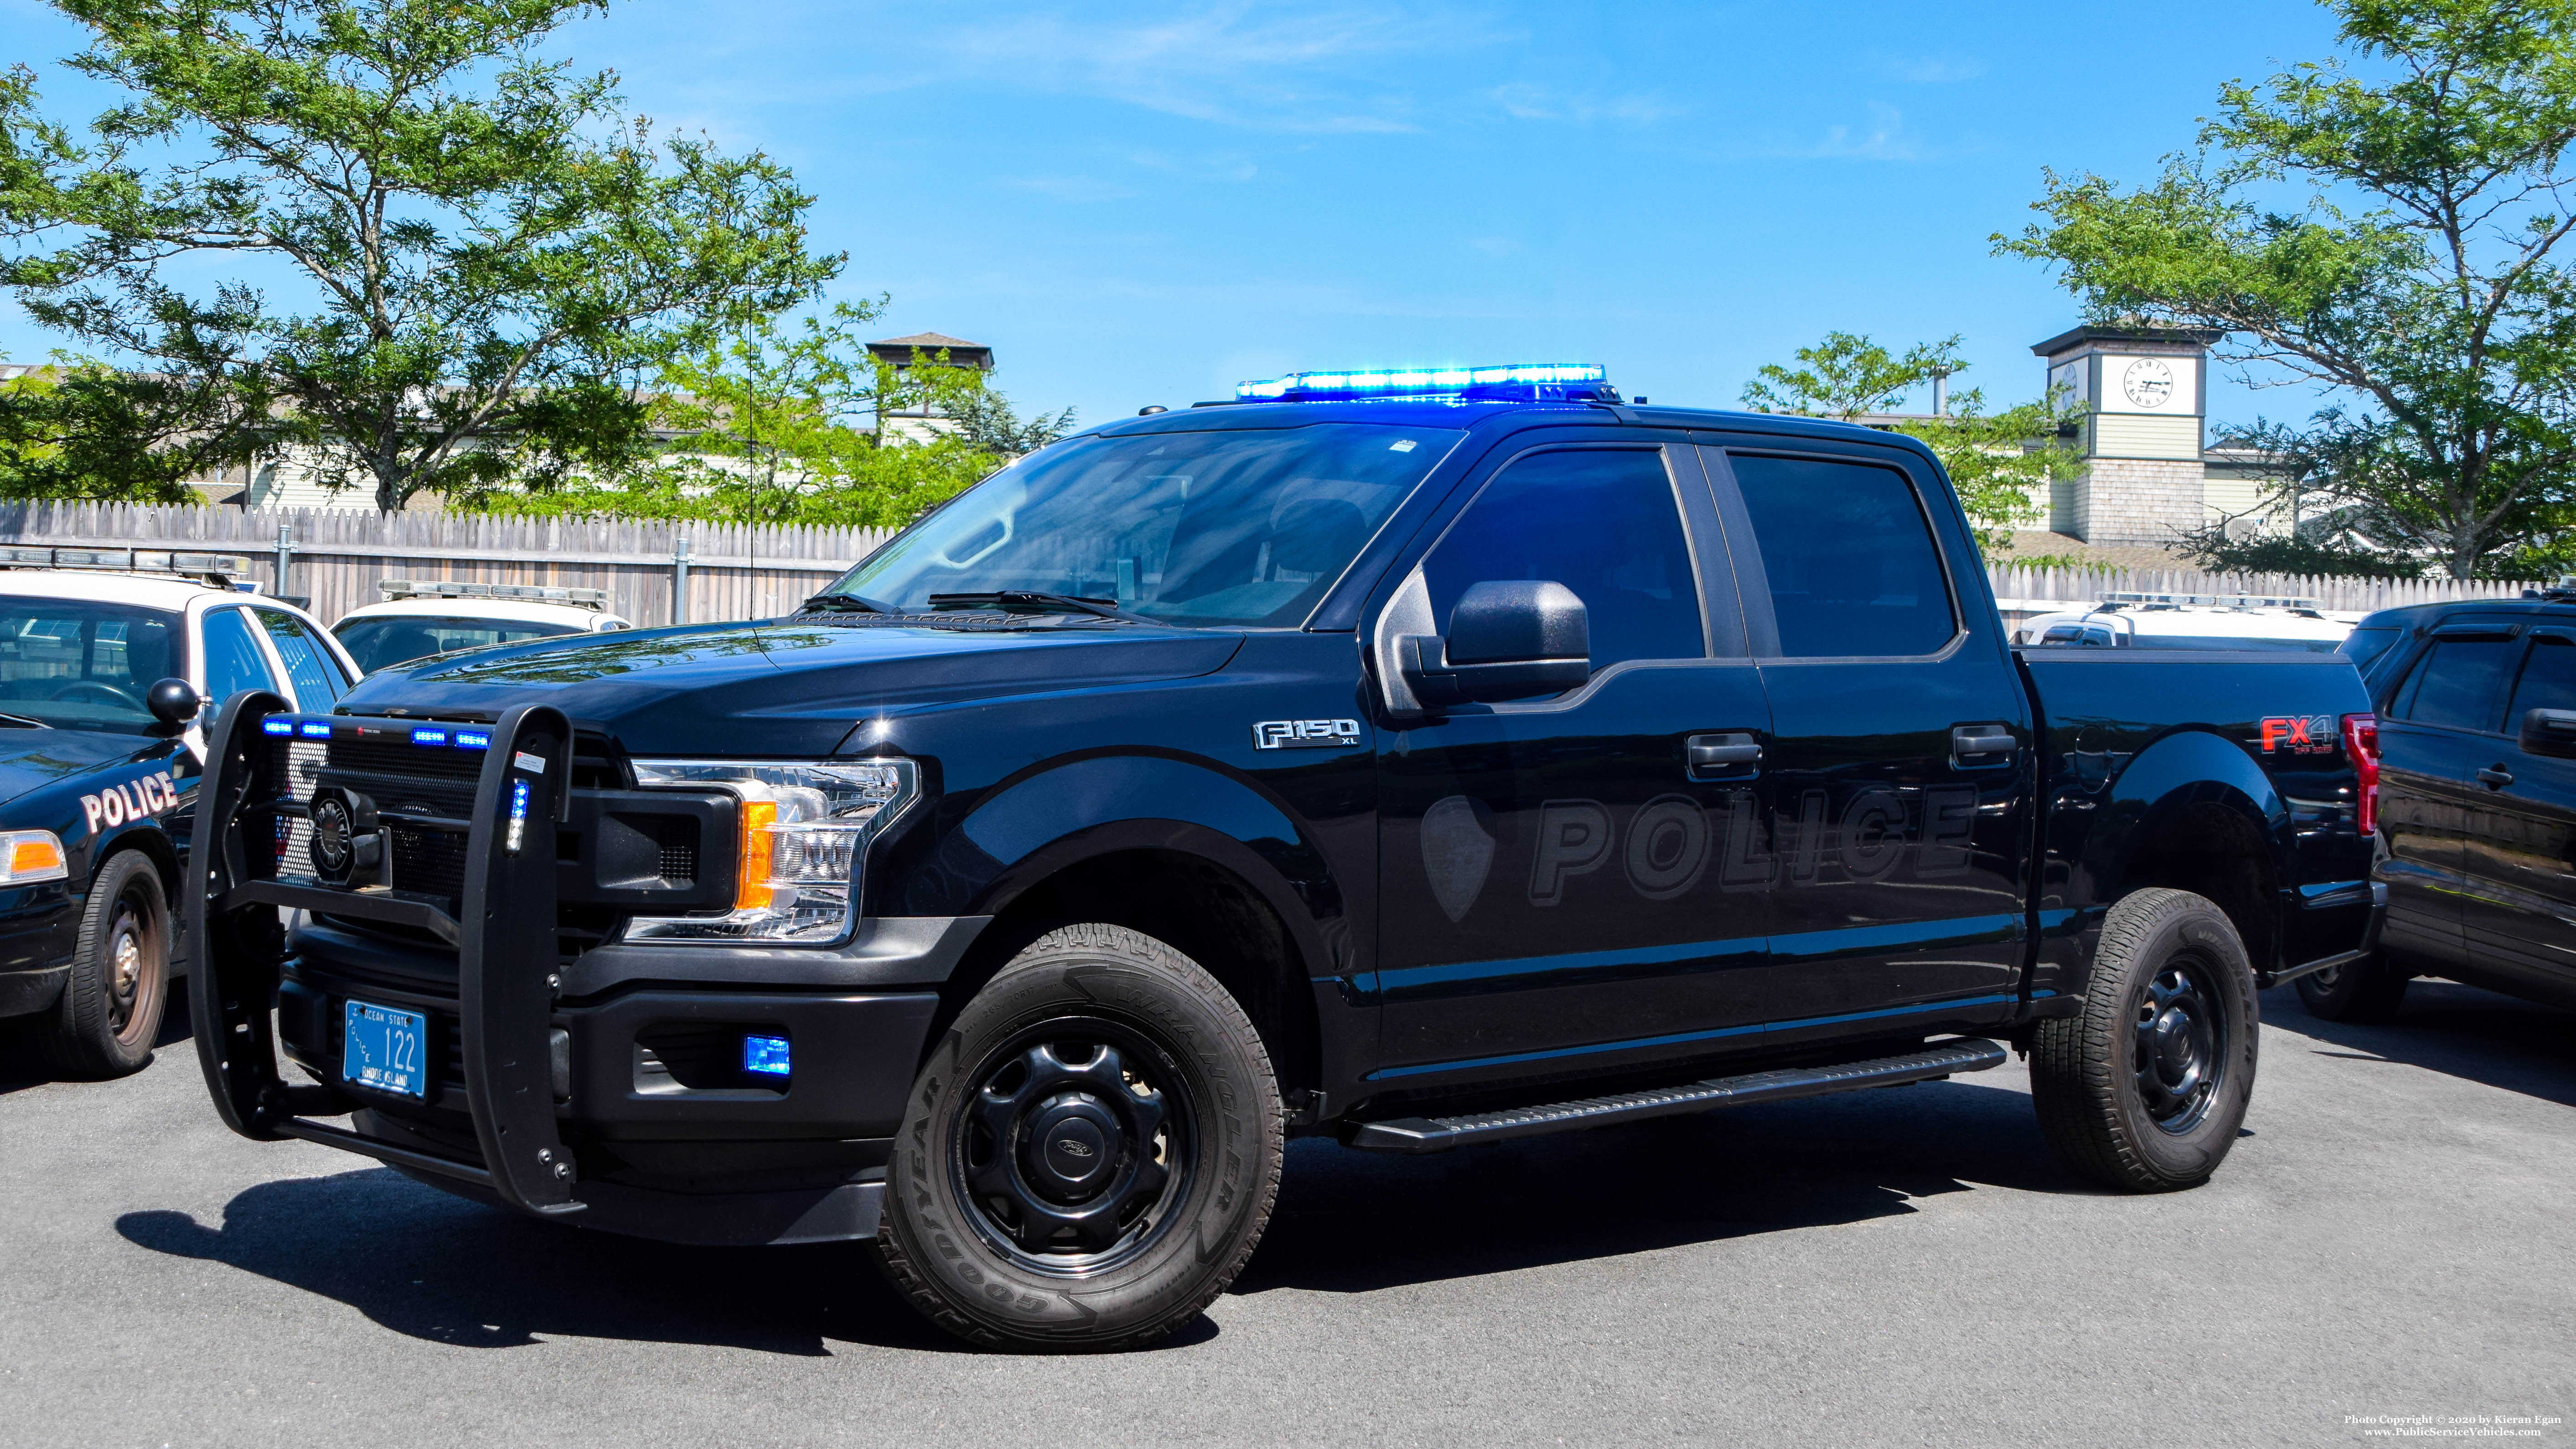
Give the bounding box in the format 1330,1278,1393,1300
954,1024,1193,1272
31,850,170,1079
878,924,1282,1351
2032,887,2258,1191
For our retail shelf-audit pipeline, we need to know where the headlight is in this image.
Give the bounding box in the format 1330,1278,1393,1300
0,830,67,885
624,759,917,944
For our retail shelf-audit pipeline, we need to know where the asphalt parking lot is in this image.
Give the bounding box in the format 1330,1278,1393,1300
1,983,2568,1449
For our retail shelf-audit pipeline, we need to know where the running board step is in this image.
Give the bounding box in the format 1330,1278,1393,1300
1347,1037,2007,1154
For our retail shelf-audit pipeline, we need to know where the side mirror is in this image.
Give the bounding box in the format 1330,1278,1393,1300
2520,707,2576,758
1400,580,1590,706
147,677,202,728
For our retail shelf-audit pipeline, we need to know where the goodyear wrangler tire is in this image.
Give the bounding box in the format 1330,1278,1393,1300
2030,887,2258,1192
877,923,1283,1351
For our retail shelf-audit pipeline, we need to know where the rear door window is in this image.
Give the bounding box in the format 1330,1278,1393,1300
1724,454,1956,657
2395,637,2522,732
255,608,350,710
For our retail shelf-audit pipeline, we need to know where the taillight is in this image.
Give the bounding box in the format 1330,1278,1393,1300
2342,713,2380,835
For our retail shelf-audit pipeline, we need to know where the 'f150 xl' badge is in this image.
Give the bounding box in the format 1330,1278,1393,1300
1252,719,1361,750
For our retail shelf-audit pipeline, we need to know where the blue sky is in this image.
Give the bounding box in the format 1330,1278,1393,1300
0,0,2354,433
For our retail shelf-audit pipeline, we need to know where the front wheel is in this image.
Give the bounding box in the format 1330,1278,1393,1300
2031,887,2258,1192
877,924,1283,1351
29,850,170,1079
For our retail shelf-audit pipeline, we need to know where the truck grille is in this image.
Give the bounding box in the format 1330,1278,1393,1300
387,823,471,899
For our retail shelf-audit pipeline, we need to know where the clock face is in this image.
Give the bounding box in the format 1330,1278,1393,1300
2122,357,2176,409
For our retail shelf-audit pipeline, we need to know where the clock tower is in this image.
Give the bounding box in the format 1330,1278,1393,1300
2029,323,2221,548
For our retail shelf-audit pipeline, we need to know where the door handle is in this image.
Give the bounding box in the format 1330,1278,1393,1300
1951,724,2018,768
2478,765,2515,789
1686,732,1762,780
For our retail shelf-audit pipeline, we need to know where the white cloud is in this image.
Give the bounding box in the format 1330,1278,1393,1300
1005,174,1140,202
1489,82,1684,126
1739,102,1926,162
1877,53,1989,84
919,3,1510,133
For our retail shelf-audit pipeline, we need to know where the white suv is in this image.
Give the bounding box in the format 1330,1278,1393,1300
332,580,631,675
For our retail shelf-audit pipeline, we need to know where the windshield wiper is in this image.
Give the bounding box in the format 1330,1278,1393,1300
798,591,900,614
926,591,1169,626
0,711,49,729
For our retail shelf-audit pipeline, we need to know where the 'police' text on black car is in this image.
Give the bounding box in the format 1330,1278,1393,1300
186,363,2383,1350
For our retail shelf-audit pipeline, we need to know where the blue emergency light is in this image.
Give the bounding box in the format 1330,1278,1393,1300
260,717,295,737
1236,362,1614,403
410,727,449,746
298,721,332,739
743,1034,792,1077
455,729,492,750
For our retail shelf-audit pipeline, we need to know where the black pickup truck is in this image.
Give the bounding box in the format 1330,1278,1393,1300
187,365,2382,1351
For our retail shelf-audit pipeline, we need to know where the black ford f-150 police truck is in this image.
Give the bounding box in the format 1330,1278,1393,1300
187,363,2383,1351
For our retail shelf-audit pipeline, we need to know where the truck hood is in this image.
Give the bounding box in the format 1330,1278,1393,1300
0,728,158,808
338,619,1246,756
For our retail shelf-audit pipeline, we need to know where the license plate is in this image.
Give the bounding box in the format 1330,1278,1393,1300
342,999,429,1099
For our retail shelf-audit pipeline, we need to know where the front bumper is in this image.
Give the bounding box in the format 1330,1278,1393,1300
186,692,977,1246
0,963,68,1019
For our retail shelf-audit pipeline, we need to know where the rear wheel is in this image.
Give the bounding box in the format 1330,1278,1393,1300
2031,887,2258,1192
2294,953,2409,1023
877,924,1283,1351
30,851,169,1079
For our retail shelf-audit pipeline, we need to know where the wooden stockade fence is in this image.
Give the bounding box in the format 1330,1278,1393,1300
0,500,2553,630
1985,563,2546,617
0,502,896,627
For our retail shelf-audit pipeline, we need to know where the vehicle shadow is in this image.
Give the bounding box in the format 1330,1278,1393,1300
1234,1074,2075,1297
2263,980,2576,1109
112,1167,1012,1356
109,1074,2073,1350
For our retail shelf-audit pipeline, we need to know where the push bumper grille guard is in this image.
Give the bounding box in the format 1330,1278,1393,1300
187,690,587,1216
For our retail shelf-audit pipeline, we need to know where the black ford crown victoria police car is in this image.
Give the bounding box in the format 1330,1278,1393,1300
0,561,357,1077
188,365,2383,1351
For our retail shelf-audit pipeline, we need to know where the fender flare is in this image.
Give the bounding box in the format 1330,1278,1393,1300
917,751,1342,979
2056,730,2289,991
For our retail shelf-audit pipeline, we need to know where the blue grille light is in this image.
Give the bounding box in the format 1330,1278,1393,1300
454,729,492,750
1235,362,1609,401
410,727,450,747
505,778,530,854
297,721,333,739
260,718,295,737
743,1034,792,1077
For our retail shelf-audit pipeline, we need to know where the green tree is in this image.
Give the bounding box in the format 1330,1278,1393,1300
1895,390,2079,552
468,306,1075,526
1997,0,2576,578
1740,331,1965,420
0,355,264,500
0,0,837,511
1745,330,2071,550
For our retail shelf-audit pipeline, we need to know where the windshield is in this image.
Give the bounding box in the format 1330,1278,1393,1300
336,615,585,674
824,423,1464,627
0,599,185,733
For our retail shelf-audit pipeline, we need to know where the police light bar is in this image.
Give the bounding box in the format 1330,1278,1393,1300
378,579,611,609
1235,362,1614,403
